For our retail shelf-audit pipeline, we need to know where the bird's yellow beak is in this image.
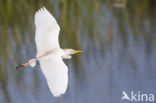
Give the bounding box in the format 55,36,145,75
72,50,83,54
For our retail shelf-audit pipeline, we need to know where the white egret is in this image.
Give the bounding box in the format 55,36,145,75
16,7,82,97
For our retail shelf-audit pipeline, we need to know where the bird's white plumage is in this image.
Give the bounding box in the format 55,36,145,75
35,7,60,57
39,54,68,97
34,7,68,97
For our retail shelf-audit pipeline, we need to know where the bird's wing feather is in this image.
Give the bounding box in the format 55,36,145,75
35,7,60,56
39,54,68,97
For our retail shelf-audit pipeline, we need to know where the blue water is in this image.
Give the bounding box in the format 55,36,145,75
0,1,156,103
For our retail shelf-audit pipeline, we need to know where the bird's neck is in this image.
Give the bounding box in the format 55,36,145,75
62,49,72,59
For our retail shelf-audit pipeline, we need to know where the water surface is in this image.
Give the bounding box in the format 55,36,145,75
0,0,156,103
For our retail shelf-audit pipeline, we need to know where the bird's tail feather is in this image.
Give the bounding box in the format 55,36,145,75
29,59,36,67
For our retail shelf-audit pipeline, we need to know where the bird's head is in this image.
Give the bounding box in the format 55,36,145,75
62,49,82,59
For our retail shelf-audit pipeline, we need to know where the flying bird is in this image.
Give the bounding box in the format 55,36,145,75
121,91,131,101
16,7,82,97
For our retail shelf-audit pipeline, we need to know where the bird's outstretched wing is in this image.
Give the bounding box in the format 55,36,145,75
34,7,68,97
35,7,60,56
39,55,68,97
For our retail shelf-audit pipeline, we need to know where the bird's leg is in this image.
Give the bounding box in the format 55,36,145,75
16,50,53,70
16,59,37,70
16,62,30,70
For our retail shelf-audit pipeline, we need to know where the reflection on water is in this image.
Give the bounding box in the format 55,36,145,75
113,0,127,8
0,0,156,103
